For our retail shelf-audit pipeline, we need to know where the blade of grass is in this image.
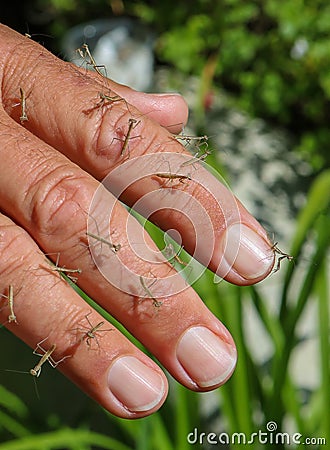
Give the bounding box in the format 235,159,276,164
220,286,254,436
284,214,330,346
103,411,140,443
280,169,330,320
149,412,175,450
130,415,174,450
281,375,305,433
174,385,200,450
0,385,28,418
0,410,30,438
316,254,330,443
272,213,330,423
135,418,152,450
249,286,285,354
104,409,174,450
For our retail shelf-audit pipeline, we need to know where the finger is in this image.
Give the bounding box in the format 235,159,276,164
0,213,168,418
0,25,275,284
0,115,237,392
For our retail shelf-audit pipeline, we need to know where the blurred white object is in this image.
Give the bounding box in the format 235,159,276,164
62,18,154,91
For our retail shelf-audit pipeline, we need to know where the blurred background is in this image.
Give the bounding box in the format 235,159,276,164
0,1,329,449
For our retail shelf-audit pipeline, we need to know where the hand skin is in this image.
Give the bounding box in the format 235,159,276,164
0,24,275,418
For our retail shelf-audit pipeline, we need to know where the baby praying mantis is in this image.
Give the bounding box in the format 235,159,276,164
44,253,82,283
109,117,141,158
84,91,128,116
0,284,17,324
6,337,70,398
76,43,132,117
152,157,192,188
31,337,71,377
155,171,192,186
94,91,126,114
139,276,162,308
174,133,209,149
85,208,122,254
30,343,57,377
120,118,140,157
77,43,107,78
180,147,212,168
163,243,188,267
272,243,294,273
73,312,112,349
19,87,28,124
86,231,121,253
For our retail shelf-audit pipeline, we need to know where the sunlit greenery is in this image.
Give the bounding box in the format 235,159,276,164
28,0,330,169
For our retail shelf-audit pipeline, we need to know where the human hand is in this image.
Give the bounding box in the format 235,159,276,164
0,24,275,418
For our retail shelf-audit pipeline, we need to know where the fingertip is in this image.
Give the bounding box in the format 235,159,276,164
102,76,189,131
106,356,168,417
146,92,189,132
115,87,189,133
216,223,275,285
176,326,237,390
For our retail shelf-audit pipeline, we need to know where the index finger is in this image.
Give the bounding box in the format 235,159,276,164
1,26,275,284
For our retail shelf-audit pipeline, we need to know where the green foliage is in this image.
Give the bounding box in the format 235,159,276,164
152,0,330,169
29,0,330,167
118,0,330,168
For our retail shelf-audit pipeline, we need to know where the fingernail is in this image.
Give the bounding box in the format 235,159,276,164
150,92,181,98
108,356,165,412
221,223,274,280
177,326,237,388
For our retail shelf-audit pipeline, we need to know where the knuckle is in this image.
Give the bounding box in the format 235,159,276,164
84,105,150,173
27,164,92,242
82,102,128,160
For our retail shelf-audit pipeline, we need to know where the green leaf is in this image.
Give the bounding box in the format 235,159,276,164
0,385,28,418
0,411,30,438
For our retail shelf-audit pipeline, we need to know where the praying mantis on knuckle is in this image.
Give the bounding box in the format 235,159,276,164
111,118,141,158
